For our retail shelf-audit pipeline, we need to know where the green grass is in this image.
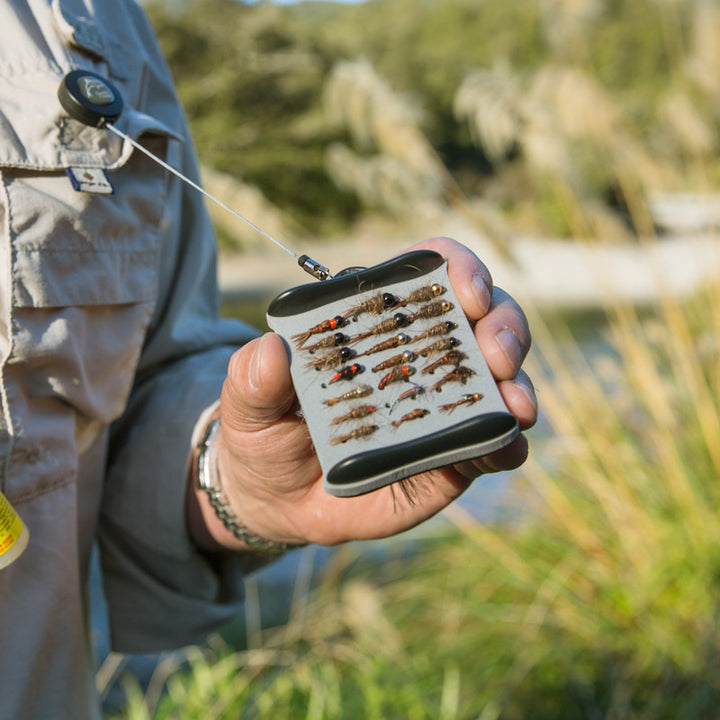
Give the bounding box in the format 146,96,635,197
108,272,720,718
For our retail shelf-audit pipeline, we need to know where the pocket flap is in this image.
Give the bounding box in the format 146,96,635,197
0,67,182,172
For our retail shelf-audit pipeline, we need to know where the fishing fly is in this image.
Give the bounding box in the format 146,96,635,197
341,292,399,321
439,393,484,413
391,408,430,429
329,404,377,425
323,384,374,406
410,321,457,344
292,316,347,349
429,366,476,392
416,336,461,358
371,351,416,373
324,363,364,386
304,333,351,354
348,313,412,345
330,423,379,446
304,346,355,371
378,364,414,390
422,350,468,374
407,300,454,323
398,283,446,307
388,384,426,413
395,384,425,404
356,333,411,357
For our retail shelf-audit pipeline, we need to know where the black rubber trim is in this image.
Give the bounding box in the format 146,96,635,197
267,250,444,318
326,412,518,487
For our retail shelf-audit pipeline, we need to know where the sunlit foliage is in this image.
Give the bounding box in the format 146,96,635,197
145,0,720,241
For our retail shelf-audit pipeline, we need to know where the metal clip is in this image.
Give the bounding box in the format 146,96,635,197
298,255,333,282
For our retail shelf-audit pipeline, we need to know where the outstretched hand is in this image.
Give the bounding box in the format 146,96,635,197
189,237,536,552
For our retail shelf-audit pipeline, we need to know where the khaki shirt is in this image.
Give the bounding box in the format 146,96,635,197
0,2,259,717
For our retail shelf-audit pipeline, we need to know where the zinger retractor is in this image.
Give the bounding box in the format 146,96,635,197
57,69,124,127
56,71,333,282
267,249,520,498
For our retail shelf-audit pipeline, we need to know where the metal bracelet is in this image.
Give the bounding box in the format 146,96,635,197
196,418,305,556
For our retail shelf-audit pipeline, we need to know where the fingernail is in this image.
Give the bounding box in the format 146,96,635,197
495,327,523,374
249,335,265,391
513,375,537,414
471,273,491,314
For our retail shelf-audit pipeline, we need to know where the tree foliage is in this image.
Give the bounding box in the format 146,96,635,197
144,0,714,239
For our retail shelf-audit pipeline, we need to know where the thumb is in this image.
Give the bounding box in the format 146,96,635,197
221,332,296,432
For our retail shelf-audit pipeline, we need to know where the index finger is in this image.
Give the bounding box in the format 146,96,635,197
402,237,493,320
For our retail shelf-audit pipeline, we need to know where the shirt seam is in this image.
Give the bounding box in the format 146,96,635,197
15,247,159,255
0,168,16,494
6,476,74,506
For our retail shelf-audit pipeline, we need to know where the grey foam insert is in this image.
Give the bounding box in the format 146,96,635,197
266,250,519,497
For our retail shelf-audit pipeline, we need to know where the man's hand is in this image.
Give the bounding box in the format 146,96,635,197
189,237,536,552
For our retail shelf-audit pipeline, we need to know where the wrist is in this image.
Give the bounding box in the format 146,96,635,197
193,417,307,555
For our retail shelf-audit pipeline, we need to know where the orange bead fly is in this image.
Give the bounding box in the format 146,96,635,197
439,392,484,413
378,364,414,390
292,315,346,349
324,363,364,387
329,404,377,425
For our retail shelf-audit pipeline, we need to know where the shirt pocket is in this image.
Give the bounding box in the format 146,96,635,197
0,2,193,499
5,93,183,309
0,0,184,307
0,107,185,503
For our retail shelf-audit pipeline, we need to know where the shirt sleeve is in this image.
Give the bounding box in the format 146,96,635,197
97,9,270,653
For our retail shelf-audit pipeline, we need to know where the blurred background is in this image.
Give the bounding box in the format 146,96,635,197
102,0,720,717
